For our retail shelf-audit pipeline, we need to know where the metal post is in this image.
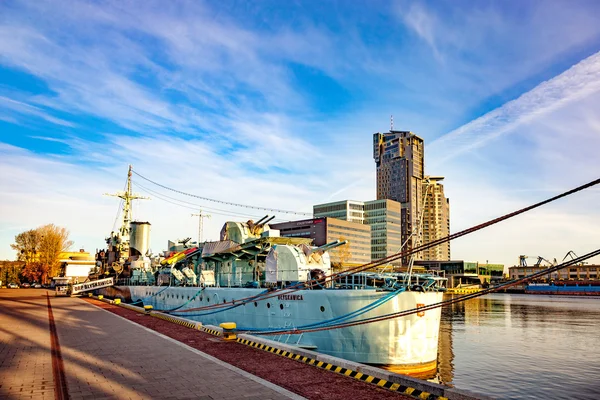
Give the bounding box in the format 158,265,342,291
191,210,211,244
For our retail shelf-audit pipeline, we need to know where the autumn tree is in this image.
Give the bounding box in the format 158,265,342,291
11,229,41,263
11,224,73,283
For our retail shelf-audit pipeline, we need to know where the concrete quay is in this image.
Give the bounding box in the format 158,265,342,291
0,288,303,400
1,288,488,400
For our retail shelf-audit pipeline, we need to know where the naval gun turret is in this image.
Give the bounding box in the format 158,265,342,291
220,215,277,244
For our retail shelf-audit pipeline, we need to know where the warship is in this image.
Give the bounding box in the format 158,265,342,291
97,167,447,374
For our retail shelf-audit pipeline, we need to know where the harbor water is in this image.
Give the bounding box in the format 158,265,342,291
435,293,600,399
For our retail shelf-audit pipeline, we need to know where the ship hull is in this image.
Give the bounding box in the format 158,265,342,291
526,282,600,296
106,286,443,368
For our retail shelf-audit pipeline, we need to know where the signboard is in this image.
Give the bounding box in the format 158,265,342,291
71,277,114,294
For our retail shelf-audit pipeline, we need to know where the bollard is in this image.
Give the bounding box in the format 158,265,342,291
88,293,93,298
144,305,153,315
220,322,237,341
113,298,121,305
98,295,103,300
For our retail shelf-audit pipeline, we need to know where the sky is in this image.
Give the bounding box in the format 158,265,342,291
1,0,600,270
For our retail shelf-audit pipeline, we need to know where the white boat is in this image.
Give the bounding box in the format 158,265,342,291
98,166,446,374
103,218,445,374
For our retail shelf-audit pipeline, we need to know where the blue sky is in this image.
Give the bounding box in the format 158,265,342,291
1,0,600,269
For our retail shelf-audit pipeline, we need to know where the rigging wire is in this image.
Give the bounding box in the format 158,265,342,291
251,248,600,335
174,176,600,313
131,180,289,222
111,175,129,233
131,169,313,216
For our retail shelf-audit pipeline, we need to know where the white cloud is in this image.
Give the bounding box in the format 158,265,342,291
1,0,600,272
428,51,600,168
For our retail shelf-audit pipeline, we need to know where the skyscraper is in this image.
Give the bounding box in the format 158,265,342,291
373,130,424,263
422,176,450,261
313,199,403,263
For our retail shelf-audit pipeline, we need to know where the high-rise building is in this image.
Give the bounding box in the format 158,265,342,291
422,176,451,261
313,199,403,264
373,130,424,263
269,217,371,265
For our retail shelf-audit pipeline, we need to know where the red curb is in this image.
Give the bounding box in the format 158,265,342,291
47,293,68,400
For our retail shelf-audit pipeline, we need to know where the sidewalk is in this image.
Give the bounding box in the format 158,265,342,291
0,288,302,400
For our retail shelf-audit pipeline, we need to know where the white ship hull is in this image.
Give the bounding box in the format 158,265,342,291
122,286,442,368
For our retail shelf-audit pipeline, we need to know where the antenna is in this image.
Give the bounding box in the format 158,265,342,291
390,115,394,131
104,165,149,261
191,210,211,244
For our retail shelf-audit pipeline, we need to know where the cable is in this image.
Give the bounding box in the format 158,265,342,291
174,176,600,313
251,247,600,335
132,180,288,221
131,169,313,216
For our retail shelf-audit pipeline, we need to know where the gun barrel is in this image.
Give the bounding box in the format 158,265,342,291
259,215,276,227
254,215,270,226
309,240,347,254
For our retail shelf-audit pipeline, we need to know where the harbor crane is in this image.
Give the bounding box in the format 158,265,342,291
519,255,556,267
563,250,587,265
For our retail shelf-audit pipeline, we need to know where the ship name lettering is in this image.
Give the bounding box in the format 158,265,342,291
277,294,304,301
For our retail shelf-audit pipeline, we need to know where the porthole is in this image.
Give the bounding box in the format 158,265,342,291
320,306,325,312
207,297,210,303
267,303,271,309
223,299,227,304
280,304,284,310
254,302,258,307
187,296,190,300
199,296,203,301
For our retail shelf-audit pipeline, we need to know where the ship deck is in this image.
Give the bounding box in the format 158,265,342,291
0,288,420,400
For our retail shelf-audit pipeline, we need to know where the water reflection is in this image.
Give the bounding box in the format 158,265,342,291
433,294,600,399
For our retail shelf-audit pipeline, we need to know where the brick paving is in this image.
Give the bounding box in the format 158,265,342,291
88,299,412,400
0,290,55,400
0,289,301,400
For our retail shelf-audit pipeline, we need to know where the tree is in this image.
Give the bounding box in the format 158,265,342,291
10,224,73,283
0,261,23,285
10,229,41,263
38,224,73,280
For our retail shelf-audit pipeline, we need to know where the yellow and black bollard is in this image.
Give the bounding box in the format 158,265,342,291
220,322,237,341
113,298,121,305
144,305,153,315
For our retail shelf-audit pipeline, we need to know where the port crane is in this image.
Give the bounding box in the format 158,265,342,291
563,250,587,265
519,255,557,281
518,255,556,267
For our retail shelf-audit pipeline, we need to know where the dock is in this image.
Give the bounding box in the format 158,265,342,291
0,288,485,400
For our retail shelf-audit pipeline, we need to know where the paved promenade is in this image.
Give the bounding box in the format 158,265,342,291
0,289,303,400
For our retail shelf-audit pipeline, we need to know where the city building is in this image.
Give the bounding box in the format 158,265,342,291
313,199,403,264
414,260,504,288
373,130,424,263
422,176,451,261
58,249,97,283
269,217,371,266
508,264,599,281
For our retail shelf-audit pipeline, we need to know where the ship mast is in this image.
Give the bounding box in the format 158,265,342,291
104,165,149,262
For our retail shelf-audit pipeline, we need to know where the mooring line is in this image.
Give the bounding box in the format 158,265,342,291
46,293,68,400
